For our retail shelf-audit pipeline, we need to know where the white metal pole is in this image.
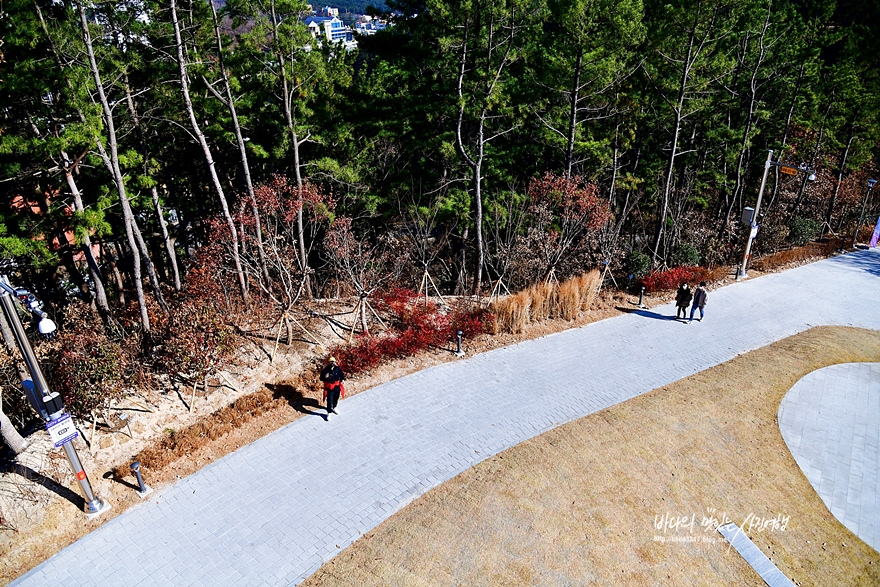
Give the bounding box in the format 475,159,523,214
738,150,774,279
0,281,108,517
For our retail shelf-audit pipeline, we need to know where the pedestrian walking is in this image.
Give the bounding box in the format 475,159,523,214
688,282,708,323
675,283,692,319
320,357,345,418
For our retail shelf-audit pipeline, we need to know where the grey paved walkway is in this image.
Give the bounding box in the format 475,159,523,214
12,250,880,587
779,362,880,552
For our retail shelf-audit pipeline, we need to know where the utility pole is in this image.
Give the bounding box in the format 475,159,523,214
0,277,110,518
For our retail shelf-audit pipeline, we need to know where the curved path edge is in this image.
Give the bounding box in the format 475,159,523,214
779,362,880,552
12,250,880,587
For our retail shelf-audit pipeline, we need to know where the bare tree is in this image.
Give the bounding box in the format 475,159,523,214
453,4,525,294
76,0,152,331
203,0,272,290
171,0,249,303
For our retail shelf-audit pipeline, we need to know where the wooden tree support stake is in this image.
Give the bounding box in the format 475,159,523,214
189,378,199,412
90,411,98,454
217,370,242,394
419,268,446,306
490,277,510,301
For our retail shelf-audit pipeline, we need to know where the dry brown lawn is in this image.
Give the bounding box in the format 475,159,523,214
303,326,880,587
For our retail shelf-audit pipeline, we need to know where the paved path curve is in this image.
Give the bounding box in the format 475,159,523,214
12,250,880,587
779,362,880,552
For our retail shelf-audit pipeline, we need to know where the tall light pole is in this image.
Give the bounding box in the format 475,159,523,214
737,150,775,279
737,151,816,279
0,278,110,518
854,178,878,246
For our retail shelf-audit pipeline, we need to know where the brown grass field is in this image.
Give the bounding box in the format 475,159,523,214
302,326,880,587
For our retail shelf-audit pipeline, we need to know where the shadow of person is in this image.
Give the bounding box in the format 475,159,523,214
264,383,327,418
8,463,83,509
615,306,679,321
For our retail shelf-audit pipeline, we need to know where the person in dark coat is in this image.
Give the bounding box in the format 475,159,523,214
320,357,345,418
675,283,692,319
688,282,708,323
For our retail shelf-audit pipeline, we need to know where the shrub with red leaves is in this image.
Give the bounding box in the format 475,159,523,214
329,289,494,376
51,304,129,418
639,266,709,293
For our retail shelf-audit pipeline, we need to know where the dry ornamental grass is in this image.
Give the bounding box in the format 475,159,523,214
492,270,601,334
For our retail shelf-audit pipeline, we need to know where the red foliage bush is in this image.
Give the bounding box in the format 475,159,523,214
639,266,709,293
329,289,494,376
51,303,129,418
147,263,236,380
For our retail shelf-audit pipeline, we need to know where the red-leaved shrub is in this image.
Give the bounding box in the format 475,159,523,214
639,266,709,293
329,289,494,376
147,265,236,380
51,303,129,418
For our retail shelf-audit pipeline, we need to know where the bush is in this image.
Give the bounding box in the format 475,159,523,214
51,304,128,418
148,266,236,380
671,243,700,267
639,266,708,293
624,250,652,280
787,217,821,247
150,301,235,379
751,239,841,272
330,289,493,376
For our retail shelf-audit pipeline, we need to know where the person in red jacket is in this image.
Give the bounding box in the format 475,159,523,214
320,357,345,418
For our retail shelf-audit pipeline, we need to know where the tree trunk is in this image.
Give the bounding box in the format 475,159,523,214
564,50,583,179
106,241,127,305
271,0,311,298
131,219,169,313
77,0,151,332
0,311,29,455
473,140,485,296
61,152,112,321
208,0,272,292
824,126,854,233
151,186,181,291
171,0,249,303
453,19,486,295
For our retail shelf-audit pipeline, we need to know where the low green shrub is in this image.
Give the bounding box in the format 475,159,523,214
788,217,821,247
624,250,652,280
671,243,700,267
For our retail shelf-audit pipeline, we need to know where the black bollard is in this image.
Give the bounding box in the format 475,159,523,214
130,461,152,498
637,286,646,308
455,330,464,356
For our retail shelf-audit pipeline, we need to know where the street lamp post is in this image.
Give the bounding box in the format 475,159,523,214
737,150,775,279
737,151,816,279
0,277,109,518
854,179,878,246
